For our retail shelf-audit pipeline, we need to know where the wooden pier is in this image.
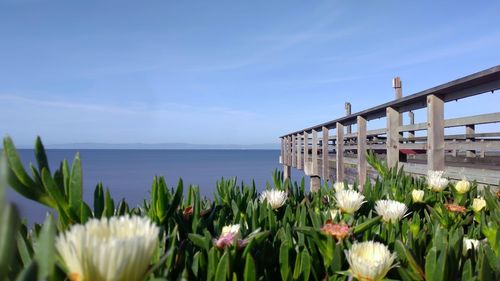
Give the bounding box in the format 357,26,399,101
279,66,500,191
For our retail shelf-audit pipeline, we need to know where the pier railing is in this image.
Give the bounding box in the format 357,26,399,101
279,65,500,190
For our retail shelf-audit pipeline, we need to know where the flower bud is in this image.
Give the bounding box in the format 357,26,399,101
472,197,486,212
412,189,424,203
454,179,470,194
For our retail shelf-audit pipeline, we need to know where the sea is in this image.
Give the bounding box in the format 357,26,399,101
6,149,308,224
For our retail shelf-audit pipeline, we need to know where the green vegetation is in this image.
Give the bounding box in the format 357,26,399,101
1,136,499,281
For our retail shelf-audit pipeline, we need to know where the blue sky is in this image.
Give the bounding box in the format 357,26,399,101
1,0,499,146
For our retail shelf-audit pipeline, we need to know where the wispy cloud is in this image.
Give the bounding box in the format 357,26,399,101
0,94,138,114
0,94,257,118
180,5,357,73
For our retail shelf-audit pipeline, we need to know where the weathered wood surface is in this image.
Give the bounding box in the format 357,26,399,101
427,95,445,171
336,123,344,182
280,66,500,187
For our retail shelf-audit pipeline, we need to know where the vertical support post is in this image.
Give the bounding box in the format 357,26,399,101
291,134,297,168
312,129,318,176
283,136,291,180
336,122,344,182
427,95,445,171
288,136,292,166
408,111,415,142
310,176,321,193
357,116,367,188
465,124,476,158
392,77,403,98
303,131,309,170
393,77,406,162
322,126,330,181
297,133,303,170
280,138,285,164
386,107,400,168
345,102,352,134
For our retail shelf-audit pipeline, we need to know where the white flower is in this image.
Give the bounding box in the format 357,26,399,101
427,170,449,192
56,216,159,281
462,238,480,255
259,189,287,209
221,224,240,237
454,179,470,194
345,241,397,281
375,200,408,223
333,182,354,193
411,189,425,203
335,190,365,214
472,197,486,212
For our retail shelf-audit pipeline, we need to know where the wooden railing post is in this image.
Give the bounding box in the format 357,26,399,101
322,126,330,181
345,102,352,134
386,107,400,168
336,123,344,182
427,95,445,171
280,138,285,164
393,77,406,162
292,134,297,168
297,133,303,170
311,129,320,192
465,124,476,158
312,129,318,176
283,136,291,180
357,116,367,188
408,111,415,142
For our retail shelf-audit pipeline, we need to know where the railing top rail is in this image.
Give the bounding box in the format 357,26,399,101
281,65,500,138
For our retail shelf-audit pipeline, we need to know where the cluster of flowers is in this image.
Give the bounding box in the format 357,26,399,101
411,171,487,213
54,172,491,281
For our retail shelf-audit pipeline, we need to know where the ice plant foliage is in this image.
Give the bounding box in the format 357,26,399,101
259,189,287,209
411,189,424,203
454,179,470,194
345,241,397,281
427,170,449,192
213,224,241,248
5,137,500,281
374,200,408,223
335,190,365,214
56,216,159,281
472,197,486,212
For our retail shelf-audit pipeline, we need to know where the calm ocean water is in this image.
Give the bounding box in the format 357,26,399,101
7,149,307,224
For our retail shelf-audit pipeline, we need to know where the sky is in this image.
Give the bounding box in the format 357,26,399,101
0,0,499,146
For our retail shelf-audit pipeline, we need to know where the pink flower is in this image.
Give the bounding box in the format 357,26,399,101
213,224,240,249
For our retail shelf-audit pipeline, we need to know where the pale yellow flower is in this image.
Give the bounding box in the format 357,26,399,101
335,190,365,214
374,200,408,223
411,189,425,203
345,241,397,281
454,179,470,194
56,216,159,281
472,197,486,212
259,189,287,209
333,182,353,193
427,170,448,192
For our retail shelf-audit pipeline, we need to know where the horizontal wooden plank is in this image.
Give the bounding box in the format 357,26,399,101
445,140,500,150
445,112,500,127
402,162,500,186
